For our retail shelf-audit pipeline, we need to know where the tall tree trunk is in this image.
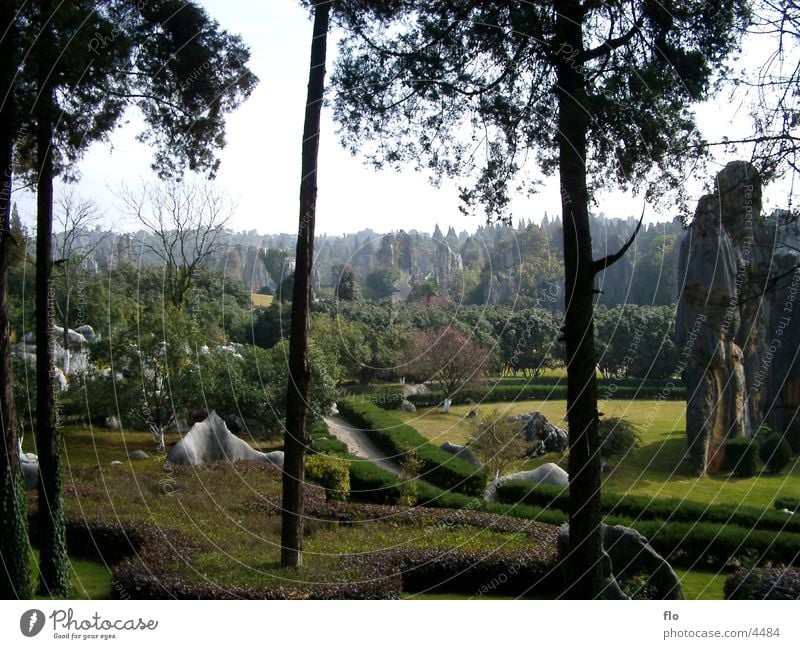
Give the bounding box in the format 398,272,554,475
555,0,605,599
0,0,32,599
280,1,329,568
35,70,69,596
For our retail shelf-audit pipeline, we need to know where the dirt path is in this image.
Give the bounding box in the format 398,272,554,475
324,415,402,475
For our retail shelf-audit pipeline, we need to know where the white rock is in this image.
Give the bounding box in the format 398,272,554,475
167,411,284,467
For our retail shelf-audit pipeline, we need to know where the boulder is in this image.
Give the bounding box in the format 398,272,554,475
52,325,88,348
399,399,416,413
105,415,122,431
166,411,284,467
558,523,684,600
467,407,479,418
74,324,100,343
128,450,149,460
20,453,38,490
440,441,482,467
500,462,569,488
512,412,568,454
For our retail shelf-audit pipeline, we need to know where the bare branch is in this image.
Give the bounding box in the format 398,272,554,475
591,204,645,275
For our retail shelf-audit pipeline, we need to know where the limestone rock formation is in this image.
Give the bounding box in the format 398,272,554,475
558,523,684,600
500,462,569,487
511,412,569,455
677,161,800,473
439,441,482,467
167,411,284,467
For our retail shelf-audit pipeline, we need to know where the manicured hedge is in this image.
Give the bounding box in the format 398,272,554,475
406,383,684,407
337,399,486,496
621,519,800,569
496,480,800,534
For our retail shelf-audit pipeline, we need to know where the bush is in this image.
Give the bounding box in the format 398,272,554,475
725,566,800,599
306,455,351,502
759,433,793,475
337,399,486,495
774,496,800,513
724,437,758,477
406,382,684,407
598,417,641,459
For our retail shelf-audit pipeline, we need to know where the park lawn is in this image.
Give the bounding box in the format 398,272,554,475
676,569,727,600
250,293,273,307
30,549,113,600
34,428,547,595
397,399,800,511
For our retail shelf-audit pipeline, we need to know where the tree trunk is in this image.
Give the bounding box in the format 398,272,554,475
280,1,330,568
554,0,605,599
0,0,32,599
35,70,69,596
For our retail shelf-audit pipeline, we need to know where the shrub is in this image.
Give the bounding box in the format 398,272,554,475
337,399,486,495
759,433,793,475
306,455,351,502
724,437,758,477
598,417,642,459
774,496,800,513
725,566,800,599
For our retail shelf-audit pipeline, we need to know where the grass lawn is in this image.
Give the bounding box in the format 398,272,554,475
396,399,800,510
30,549,113,600
676,569,727,600
35,426,547,596
250,293,273,307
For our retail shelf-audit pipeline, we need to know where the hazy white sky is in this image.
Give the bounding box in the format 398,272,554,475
14,1,792,236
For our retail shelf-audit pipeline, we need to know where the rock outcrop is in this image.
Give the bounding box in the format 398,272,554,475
676,161,800,473
167,411,284,467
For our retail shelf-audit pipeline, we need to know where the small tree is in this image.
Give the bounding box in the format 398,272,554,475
469,410,527,480
334,264,359,301
53,190,105,373
117,181,232,309
404,326,493,399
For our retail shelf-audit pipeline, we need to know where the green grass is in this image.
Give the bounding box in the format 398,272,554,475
30,549,113,600
676,569,727,600
397,399,800,511
250,293,274,307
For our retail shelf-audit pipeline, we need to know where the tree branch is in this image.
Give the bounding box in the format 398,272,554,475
591,205,645,275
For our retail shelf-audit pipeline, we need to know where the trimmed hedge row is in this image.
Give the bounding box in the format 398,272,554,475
496,480,800,535
620,519,800,569
337,399,486,496
406,383,684,407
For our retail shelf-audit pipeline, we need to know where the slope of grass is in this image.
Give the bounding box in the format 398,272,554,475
30,549,113,600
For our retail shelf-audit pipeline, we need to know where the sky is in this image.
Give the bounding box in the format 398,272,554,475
13,1,793,236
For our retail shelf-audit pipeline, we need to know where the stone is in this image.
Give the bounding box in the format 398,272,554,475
128,450,149,460
467,407,479,418
166,411,284,467
74,324,100,343
110,460,123,466
676,160,800,471
399,399,416,412
441,397,451,413
558,523,684,600
440,441,482,467
512,411,568,455
20,453,38,490
52,325,88,348
499,462,569,488
105,416,122,430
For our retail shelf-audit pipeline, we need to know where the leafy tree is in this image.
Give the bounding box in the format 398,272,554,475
331,0,746,597
364,268,399,300
260,247,290,290
13,0,256,595
403,326,493,399
333,263,359,301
